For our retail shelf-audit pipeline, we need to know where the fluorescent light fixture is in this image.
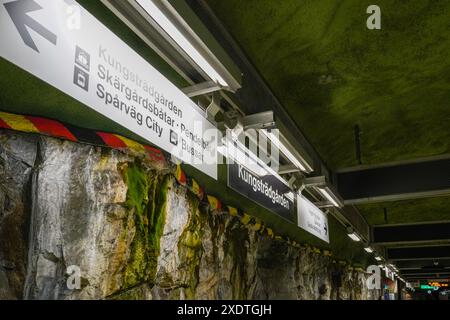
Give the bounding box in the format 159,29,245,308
136,0,228,86
375,256,382,261
317,186,343,208
263,131,306,172
217,141,267,177
261,130,313,173
389,264,399,272
285,191,295,202
364,247,374,253
303,176,344,208
219,137,291,189
346,227,361,242
348,232,361,242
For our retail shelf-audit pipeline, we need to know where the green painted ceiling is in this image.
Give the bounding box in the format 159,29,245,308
207,0,450,226
359,196,450,225
207,0,450,170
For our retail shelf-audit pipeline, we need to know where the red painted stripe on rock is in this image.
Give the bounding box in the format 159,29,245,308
144,145,165,161
96,132,128,148
0,118,12,129
26,116,77,142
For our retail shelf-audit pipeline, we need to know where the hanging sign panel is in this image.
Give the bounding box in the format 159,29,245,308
385,268,395,281
297,194,330,243
227,162,295,222
0,0,217,179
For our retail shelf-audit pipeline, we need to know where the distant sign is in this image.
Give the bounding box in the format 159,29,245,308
421,284,439,290
297,195,329,243
0,0,217,179
428,281,449,288
227,163,295,222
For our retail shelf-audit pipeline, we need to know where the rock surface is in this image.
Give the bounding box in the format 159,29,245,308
0,130,380,300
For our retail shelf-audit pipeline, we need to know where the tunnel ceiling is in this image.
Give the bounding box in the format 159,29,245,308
205,1,450,277
207,0,450,170
0,0,448,272
206,0,450,228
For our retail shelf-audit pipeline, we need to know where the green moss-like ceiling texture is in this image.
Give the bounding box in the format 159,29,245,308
207,0,450,225
208,0,450,169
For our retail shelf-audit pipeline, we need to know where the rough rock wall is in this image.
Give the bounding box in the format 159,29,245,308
0,130,379,300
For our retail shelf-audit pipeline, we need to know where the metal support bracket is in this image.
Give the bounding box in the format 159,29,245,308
314,201,336,209
278,164,301,175
205,91,222,123
182,80,228,98
242,111,276,130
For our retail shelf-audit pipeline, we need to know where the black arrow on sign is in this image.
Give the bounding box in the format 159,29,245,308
4,0,57,53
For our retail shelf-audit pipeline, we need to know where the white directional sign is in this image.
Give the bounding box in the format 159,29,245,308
297,194,329,243
0,0,218,179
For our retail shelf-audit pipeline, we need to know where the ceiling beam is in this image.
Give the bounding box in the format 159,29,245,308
401,268,450,275
372,222,450,245
388,245,450,260
396,258,450,270
336,155,450,204
404,275,450,281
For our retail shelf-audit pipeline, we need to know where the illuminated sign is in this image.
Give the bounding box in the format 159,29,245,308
420,281,449,290
428,281,449,288
0,0,218,179
420,285,439,291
